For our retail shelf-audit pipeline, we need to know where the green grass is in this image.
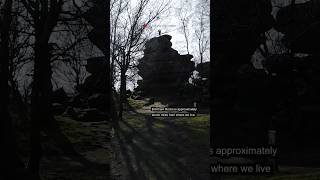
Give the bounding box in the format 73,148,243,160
183,114,210,128
127,98,144,109
121,111,320,180
123,113,145,128
55,116,96,143
174,114,210,142
181,115,210,148
123,113,210,140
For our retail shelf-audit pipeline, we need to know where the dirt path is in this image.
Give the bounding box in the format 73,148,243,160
111,101,210,180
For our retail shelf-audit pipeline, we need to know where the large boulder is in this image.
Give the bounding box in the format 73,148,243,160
83,0,107,55
136,35,195,102
194,62,210,108
82,57,108,95
212,0,275,146
196,62,210,79
144,35,172,53
275,0,320,53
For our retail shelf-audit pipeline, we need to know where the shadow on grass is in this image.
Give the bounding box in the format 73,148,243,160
112,104,209,180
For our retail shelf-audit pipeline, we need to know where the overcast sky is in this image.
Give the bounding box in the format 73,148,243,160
130,0,210,63
110,0,210,90
143,0,194,54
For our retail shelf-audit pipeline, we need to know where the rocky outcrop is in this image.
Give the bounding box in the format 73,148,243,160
194,62,210,107
81,0,110,116
275,1,320,54
83,0,107,54
82,0,108,95
196,62,210,79
213,0,275,146
272,1,320,151
136,35,195,102
82,57,108,95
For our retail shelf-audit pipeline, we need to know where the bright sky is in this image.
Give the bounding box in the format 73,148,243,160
134,0,210,63
117,0,210,90
142,1,187,51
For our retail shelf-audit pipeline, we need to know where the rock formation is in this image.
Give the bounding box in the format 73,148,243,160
272,1,320,150
81,0,110,115
82,57,108,95
196,62,210,79
136,35,195,102
194,62,210,107
213,0,275,146
275,0,320,54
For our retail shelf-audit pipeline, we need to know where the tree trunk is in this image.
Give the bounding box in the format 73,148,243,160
28,34,50,179
0,0,26,178
183,23,190,54
28,25,76,179
118,67,127,120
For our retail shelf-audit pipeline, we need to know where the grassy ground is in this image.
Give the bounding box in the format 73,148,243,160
38,115,111,180
122,99,320,180
112,99,210,180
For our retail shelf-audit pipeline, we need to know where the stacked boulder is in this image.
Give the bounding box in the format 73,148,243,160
194,62,210,107
54,0,109,122
213,0,275,146
275,0,320,54
136,35,195,103
82,57,108,95
273,1,320,150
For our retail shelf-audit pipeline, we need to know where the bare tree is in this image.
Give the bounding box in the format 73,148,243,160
0,0,27,178
177,0,193,54
193,0,210,65
21,0,65,178
110,0,129,88
51,20,94,93
111,0,170,120
1,0,107,178
20,0,92,178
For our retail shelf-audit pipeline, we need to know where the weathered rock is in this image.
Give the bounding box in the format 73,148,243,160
144,35,172,53
82,1,107,29
136,35,195,101
82,57,108,95
213,0,274,146
82,0,109,100
196,62,210,79
275,0,320,53
185,62,210,108
83,0,107,55
88,29,107,54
